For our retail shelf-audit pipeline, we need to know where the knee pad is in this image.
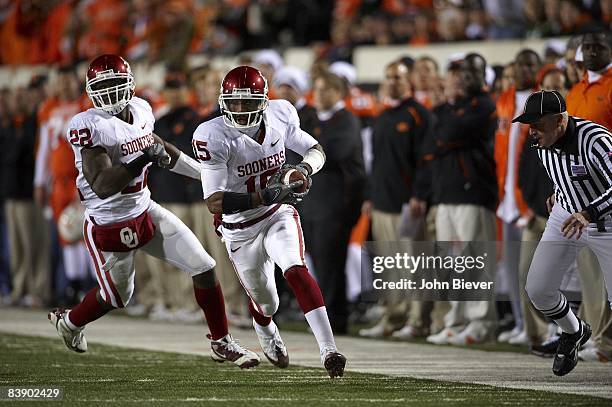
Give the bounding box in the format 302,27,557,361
257,299,279,317
184,252,216,277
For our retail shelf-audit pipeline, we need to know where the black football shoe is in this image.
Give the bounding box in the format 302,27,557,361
530,335,559,358
553,320,592,377
322,349,346,378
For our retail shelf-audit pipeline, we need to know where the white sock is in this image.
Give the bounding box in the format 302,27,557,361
64,311,79,331
304,306,336,354
554,311,580,334
253,319,276,336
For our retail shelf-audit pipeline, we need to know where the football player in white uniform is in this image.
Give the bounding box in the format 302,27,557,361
193,66,346,378
48,54,260,369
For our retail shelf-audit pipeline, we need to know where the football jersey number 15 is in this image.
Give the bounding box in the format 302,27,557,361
192,140,279,193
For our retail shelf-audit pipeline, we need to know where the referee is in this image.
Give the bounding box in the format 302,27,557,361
513,90,612,376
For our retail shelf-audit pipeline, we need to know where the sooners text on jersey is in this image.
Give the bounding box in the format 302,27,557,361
193,99,317,240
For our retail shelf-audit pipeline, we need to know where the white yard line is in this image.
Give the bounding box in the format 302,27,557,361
1,307,611,399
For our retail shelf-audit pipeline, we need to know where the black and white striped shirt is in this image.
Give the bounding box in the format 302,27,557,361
536,117,612,220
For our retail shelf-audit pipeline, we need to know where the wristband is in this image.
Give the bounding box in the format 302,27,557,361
222,192,253,214
301,147,325,175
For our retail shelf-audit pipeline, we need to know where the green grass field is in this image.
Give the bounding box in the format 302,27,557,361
0,333,608,406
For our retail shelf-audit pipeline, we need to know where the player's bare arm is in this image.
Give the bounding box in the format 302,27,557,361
82,141,169,199
82,147,137,199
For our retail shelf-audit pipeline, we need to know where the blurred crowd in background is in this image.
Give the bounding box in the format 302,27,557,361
1,0,611,67
1,0,611,363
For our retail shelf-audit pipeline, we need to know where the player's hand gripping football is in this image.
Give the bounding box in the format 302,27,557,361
143,143,172,168
282,163,312,196
260,168,306,206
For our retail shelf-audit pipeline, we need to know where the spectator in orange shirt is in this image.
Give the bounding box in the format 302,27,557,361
74,0,128,61
329,61,379,121
34,66,92,305
0,0,47,65
42,0,75,64
566,32,612,130
565,31,612,363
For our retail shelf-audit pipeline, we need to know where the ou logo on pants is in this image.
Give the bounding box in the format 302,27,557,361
120,227,139,248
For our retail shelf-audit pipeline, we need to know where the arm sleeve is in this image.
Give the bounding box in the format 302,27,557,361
33,123,51,187
193,128,230,199
586,134,612,218
284,101,317,156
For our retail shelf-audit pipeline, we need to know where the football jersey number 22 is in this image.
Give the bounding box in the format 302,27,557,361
69,128,93,147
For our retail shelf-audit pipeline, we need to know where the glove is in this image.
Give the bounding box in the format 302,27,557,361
280,163,313,195
143,143,171,168
260,169,305,206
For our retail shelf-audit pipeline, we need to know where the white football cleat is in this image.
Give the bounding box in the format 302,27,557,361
392,324,429,340
358,322,394,338
507,330,529,345
254,321,289,368
426,327,461,345
578,347,610,363
210,334,260,369
447,324,489,345
48,308,87,353
497,326,522,343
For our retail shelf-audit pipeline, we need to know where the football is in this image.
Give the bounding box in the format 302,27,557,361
282,168,309,193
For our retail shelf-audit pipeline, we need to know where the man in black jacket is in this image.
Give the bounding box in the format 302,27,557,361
421,54,499,346
359,60,433,339
300,71,366,334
